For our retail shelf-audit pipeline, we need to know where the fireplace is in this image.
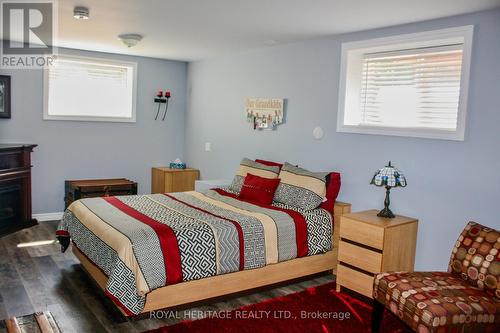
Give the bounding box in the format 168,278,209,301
0,183,21,230
0,144,37,237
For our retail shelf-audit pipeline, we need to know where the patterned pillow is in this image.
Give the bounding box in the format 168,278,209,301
448,221,500,298
273,162,328,211
255,159,283,169
229,158,280,193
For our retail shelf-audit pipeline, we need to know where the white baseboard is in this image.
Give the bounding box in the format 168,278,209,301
33,212,64,222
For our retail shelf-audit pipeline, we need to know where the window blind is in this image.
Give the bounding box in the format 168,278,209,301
47,56,135,119
359,45,463,130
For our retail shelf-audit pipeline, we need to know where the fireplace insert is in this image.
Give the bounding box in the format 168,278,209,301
0,183,22,234
0,144,37,237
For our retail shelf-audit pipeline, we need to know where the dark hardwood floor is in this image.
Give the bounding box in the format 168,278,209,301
0,221,334,333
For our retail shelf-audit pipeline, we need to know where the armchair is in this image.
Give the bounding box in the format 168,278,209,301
371,222,499,333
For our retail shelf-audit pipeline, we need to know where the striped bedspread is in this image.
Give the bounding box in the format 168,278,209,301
56,189,332,315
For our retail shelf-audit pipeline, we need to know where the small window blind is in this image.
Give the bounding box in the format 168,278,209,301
46,56,135,120
359,45,463,130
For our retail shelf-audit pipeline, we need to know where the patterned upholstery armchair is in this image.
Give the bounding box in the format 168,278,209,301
371,222,500,333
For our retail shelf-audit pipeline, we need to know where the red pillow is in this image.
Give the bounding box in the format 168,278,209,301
239,173,281,205
320,172,341,212
255,159,283,170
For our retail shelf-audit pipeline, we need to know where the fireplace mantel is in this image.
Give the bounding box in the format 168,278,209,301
0,144,37,237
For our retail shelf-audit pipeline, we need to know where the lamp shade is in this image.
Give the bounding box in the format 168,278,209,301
370,161,407,188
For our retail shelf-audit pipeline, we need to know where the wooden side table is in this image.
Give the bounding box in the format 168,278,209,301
336,210,418,298
151,167,200,193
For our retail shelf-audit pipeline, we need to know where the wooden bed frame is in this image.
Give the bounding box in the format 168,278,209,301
72,201,352,316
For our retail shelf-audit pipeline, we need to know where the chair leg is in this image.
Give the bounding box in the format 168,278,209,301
371,300,385,333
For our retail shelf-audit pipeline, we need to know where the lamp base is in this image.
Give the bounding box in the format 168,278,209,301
377,207,395,218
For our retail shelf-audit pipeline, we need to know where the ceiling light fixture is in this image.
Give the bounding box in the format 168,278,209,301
73,6,89,20
118,34,143,48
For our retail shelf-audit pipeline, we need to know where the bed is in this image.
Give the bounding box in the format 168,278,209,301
57,187,351,316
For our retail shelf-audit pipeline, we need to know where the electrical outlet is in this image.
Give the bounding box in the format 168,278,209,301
205,142,211,152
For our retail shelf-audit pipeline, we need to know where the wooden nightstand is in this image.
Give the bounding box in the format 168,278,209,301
151,167,200,193
336,210,418,298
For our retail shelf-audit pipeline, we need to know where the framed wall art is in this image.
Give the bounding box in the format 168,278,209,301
0,75,11,119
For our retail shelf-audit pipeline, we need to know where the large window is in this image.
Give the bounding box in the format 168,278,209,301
44,55,137,122
337,26,473,140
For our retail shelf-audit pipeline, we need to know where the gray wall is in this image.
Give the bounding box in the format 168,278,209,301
0,48,187,214
185,9,500,270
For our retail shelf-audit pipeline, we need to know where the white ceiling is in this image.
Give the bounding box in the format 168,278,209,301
57,0,500,62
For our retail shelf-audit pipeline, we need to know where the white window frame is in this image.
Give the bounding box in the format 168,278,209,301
337,26,474,141
43,54,138,123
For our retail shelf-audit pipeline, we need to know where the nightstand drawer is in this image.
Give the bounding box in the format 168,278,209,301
336,264,374,298
340,218,384,249
338,240,382,273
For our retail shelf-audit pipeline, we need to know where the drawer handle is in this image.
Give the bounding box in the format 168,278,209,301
340,238,383,253
339,262,376,276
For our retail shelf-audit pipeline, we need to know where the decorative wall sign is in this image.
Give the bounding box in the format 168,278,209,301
0,75,11,119
246,98,284,130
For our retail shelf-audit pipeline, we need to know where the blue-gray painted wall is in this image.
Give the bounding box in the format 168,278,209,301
0,48,187,213
185,9,500,270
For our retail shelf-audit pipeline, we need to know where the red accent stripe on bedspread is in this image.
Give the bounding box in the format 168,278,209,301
103,197,183,285
213,188,309,257
163,193,245,271
105,290,135,317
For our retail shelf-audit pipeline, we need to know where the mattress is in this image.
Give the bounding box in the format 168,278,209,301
56,188,332,315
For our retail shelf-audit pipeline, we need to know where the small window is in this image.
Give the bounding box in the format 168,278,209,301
44,55,137,122
337,26,473,141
